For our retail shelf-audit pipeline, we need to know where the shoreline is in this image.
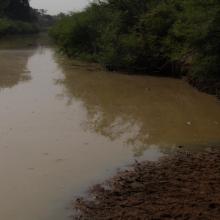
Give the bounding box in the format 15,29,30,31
187,77,220,99
73,148,220,220
54,53,220,99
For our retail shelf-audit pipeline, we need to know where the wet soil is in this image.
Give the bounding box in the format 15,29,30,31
74,148,220,220
187,76,220,99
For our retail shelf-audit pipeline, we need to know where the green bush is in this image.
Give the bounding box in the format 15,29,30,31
50,0,220,92
0,18,38,37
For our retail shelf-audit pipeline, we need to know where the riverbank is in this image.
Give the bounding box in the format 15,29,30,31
74,148,220,220
50,0,220,101
187,77,220,99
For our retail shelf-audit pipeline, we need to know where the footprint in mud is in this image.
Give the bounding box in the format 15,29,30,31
178,145,184,149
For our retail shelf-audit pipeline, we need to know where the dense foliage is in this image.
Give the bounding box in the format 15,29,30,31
0,0,34,21
50,0,220,95
0,18,38,35
0,0,39,36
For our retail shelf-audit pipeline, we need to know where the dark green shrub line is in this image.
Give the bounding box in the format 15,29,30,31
0,0,56,37
50,0,220,96
0,18,38,36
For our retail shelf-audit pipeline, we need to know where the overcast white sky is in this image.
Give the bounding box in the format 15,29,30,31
30,0,90,15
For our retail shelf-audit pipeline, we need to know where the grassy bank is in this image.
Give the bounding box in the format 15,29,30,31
50,0,220,97
74,148,220,220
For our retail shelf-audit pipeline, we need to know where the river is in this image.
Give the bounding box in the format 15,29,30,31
0,36,220,220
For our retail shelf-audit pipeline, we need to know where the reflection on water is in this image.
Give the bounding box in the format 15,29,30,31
0,50,32,89
0,45,163,220
0,35,50,89
57,58,220,156
0,34,51,49
0,37,219,220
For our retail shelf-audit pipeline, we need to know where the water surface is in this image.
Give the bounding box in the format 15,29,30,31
0,37,219,220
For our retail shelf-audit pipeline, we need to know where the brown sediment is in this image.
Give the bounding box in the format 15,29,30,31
73,149,220,220
187,76,220,99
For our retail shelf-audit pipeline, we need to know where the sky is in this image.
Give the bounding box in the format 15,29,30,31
30,0,90,15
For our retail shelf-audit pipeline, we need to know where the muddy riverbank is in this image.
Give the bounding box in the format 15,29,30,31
187,76,220,99
74,148,220,220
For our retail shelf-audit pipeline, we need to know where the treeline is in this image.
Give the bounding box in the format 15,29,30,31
50,0,220,96
0,0,55,36
0,0,38,35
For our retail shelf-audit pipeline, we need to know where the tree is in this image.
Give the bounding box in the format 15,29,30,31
0,0,32,21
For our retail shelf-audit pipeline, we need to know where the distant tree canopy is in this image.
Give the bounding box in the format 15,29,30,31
0,0,33,21
50,0,220,96
0,0,56,36
33,9,56,30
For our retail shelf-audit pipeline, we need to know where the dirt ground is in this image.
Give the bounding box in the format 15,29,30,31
73,148,220,220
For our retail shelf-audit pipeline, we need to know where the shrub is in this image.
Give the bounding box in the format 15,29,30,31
50,0,220,91
0,18,38,37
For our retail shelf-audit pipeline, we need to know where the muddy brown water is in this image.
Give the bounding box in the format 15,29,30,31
0,36,220,220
